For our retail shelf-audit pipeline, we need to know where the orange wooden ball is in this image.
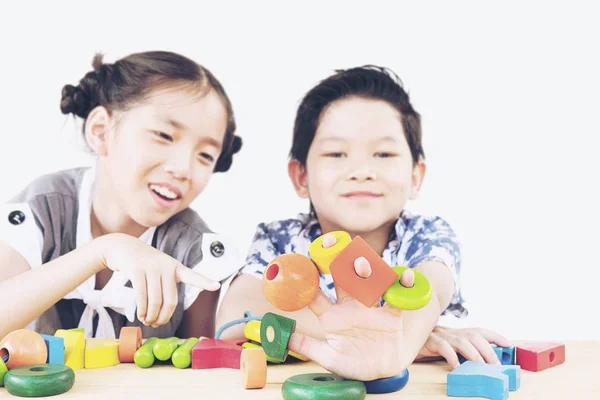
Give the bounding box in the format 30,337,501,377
262,254,320,312
0,329,48,369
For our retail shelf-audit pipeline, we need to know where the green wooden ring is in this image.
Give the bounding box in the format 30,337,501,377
382,266,432,310
260,312,296,362
0,357,7,387
4,364,75,397
282,373,366,400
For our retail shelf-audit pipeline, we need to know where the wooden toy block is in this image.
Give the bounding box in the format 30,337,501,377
4,364,75,397
244,320,308,361
118,327,142,363
309,231,352,274
40,334,65,365
242,341,282,364
172,337,199,369
516,342,565,372
153,337,181,361
0,329,48,369
458,345,516,365
54,329,85,370
282,373,367,400
84,338,120,369
362,369,409,394
0,357,7,387
382,266,432,310
134,337,159,368
329,236,398,307
241,347,267,389
260,312,296,363
262,253,320,312
447,361,520,400
191,338,245,370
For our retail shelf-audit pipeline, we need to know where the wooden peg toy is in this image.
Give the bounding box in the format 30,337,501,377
118,327,142,363
242,341,282,364
262,253,320,312
309,231,352,274
516,342,565,372
40,334,65,365
191,338,245,370
282,373,366,400
134,337,159,368
382,266,432,310
54,329,85,371
172,337,199,369
362,369,409,394
0,357,7,387
3,364,75,397
447,361,520,400
84,339,120,369
244,320,308,361
153,337,181,361
240,347,267,389
260,312,296,363
0,329,48,370
329,236,398,307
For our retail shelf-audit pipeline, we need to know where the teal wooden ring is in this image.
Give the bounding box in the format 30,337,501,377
4,364,75,397
382,266,432,310
282,373,366,400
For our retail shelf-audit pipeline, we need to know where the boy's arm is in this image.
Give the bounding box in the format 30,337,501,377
395,260,455,367
216,273,325,340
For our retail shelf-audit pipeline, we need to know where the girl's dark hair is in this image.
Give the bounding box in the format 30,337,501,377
290,65,423,167
60,51,241,173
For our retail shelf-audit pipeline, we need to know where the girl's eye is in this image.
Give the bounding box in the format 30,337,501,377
199,153,215,163
154,131,173,142
375,152,397,158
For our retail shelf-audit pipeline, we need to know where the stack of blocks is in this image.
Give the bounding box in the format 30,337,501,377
449,343,565,399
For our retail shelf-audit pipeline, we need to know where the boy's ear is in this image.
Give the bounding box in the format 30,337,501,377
288,159,310,199
409,159,427,200
84,106,112,156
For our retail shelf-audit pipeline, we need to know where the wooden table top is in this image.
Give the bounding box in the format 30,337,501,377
0,341,597,399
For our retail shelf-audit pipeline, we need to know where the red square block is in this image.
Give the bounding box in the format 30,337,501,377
516,342,565,372
191,338,246,370
330,236,398,307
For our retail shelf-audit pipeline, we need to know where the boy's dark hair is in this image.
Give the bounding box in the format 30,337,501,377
60,51,241,173
290,65,423,167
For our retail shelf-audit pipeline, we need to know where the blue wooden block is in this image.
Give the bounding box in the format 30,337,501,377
447,361,521,400
363,369,409,394
40,334,65,365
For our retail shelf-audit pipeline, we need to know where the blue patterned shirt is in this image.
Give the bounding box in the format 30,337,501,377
240,211,468,317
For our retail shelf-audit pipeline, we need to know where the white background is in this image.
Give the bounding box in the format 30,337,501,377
0,1,598,340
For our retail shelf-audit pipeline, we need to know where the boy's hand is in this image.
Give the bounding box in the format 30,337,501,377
417,326,511,368
287,234,416,381
99,233,221,328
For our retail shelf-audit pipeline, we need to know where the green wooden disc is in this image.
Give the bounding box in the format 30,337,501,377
4,364,75,397
382,266,432,310
0,357,7,387
282,373,366,400
260,312,296,362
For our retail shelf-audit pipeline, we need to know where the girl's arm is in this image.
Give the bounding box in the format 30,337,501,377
0,238,105,338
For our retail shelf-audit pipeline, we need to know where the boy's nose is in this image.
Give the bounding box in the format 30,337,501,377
348,165,377,181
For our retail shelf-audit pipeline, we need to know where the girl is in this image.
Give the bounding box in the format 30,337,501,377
0,51,243,340
217,65,510,381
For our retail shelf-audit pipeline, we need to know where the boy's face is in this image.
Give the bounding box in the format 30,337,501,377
290,96,425,235
88,86,227,229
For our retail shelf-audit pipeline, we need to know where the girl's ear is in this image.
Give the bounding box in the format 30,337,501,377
409,159,427,200
288,159,310,199
84,106,112,156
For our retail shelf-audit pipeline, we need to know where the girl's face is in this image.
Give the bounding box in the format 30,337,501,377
89,86,228,229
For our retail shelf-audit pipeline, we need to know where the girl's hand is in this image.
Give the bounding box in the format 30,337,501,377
417,326,511,368
99,233,220,328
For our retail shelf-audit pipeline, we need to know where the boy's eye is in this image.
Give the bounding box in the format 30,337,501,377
324,152,346,158
154,131,173,142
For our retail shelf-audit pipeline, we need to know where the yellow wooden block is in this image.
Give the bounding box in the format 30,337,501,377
308,231,351,274
244,320,308,361
85,338,120,369
54,329,85,370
